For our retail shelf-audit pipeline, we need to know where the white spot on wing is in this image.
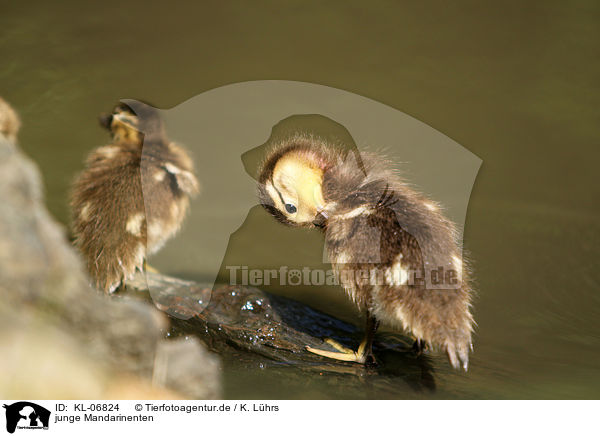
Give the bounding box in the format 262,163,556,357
97,146,119,159
126,213,145,236
385,256,409,286
164,163,181,174
146,221,169,255
80,202,91,221
154,170,166,182
148,221,164,240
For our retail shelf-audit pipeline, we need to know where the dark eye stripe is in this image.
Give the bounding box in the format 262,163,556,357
271,179,288,208
271,178,297,214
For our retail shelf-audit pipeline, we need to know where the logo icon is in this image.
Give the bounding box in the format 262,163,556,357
2,402,50,434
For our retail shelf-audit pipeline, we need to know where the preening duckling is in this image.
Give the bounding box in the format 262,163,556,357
70,101,199,293
258,135,474,370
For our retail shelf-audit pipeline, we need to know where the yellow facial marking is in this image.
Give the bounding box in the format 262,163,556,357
270,151,325,224
111,111,140,143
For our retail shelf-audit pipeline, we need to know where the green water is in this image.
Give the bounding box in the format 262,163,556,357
1,0,599,399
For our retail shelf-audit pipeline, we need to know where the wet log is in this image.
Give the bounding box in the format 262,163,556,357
124,272,424,378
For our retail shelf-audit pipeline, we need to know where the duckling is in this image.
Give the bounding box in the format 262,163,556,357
0,97,20,143
257,134,474,370
70,101,199,293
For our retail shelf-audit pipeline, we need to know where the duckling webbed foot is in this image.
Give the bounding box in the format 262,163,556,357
306,338,369,364
306,315,379,366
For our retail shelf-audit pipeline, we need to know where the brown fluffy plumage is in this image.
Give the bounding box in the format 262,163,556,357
70,101,199,293
258,134,474,370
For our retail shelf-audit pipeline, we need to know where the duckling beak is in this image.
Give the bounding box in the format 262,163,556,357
312,211,328,228
98,113,113,130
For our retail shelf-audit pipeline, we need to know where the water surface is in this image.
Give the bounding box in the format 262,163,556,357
1,0,598,399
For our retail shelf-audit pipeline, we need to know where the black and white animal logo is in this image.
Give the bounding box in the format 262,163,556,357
3,402,50,434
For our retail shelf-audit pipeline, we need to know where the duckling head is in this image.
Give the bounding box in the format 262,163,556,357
258,141,330,228
99,100,166,145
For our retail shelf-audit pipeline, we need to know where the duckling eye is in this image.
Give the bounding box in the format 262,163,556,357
285,203,297,214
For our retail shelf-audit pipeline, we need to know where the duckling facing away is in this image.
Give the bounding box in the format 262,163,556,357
70,101,199,293
258,135,474,370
